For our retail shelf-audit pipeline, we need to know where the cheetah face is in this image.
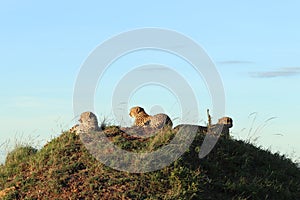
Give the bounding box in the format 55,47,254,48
79,111,99,129
129,106,145,118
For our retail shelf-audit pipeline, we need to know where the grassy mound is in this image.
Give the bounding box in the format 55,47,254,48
0,126,299,199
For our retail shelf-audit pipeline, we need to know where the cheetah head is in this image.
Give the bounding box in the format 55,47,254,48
129,106,146,118
78,111,99,130
79,112,97,123
217,117,233,128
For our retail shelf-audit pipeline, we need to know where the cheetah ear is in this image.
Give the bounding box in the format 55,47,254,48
84,112,90,118
136,107,141,113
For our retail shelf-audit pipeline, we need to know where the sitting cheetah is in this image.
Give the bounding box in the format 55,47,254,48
69,111,100,135
129,106,173,129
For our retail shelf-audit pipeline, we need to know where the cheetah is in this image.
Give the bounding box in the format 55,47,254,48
69,124,79,134
217,117,233,128
129,106,173,129
173,117,233,138
69,111,100,135
215,116,233,138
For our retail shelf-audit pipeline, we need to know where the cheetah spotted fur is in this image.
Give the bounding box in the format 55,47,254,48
69,111,100,135
129,106,173,129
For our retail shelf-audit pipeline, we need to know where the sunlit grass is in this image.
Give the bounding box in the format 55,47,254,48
0,125,299,199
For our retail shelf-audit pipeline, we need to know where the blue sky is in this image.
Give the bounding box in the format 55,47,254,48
1,1,300,163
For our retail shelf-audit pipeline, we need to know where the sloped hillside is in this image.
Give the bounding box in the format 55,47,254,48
0,126,299,200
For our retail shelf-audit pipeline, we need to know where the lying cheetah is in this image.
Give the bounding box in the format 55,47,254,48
69,111,100,135
173,117,233,138
129,106,173,129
